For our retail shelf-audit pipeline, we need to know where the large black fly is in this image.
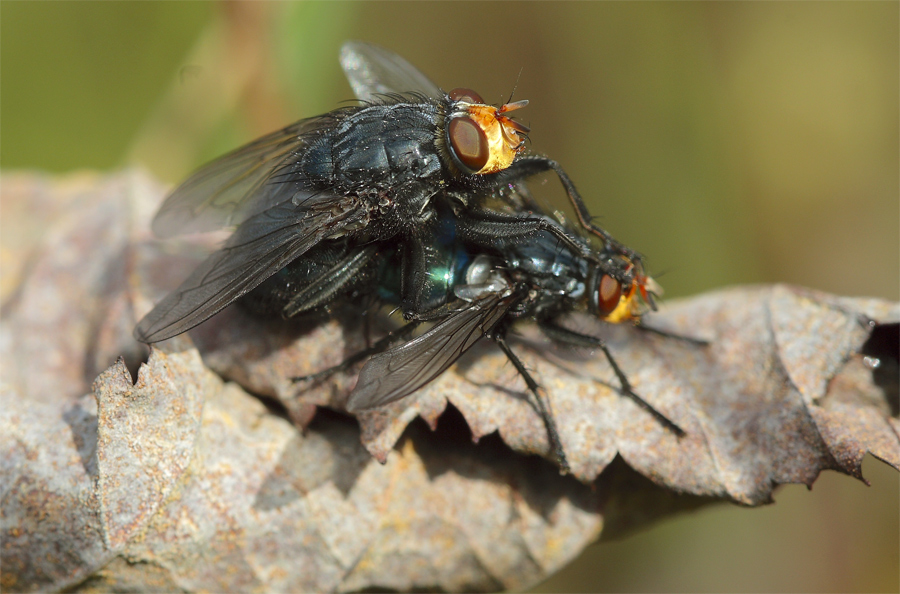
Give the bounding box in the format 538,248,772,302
134,41,607,343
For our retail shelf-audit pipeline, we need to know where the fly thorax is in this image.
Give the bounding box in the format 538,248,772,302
328,101,440,187
406,145,441,180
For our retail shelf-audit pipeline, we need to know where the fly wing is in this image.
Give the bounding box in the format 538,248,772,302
134,194,365,343
346,293,515,411
151,115,338,238
340,41,442,102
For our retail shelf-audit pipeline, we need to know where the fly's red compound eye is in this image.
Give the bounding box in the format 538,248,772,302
448,87,484,104
597,274,623,316
448,116,489,173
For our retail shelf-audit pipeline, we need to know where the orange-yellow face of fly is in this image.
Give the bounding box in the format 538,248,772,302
444,87,530,175
595,260,662,324
461,101,529,174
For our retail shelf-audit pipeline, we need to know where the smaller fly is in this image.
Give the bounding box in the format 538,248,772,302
294,205,683,472
135,42,606,343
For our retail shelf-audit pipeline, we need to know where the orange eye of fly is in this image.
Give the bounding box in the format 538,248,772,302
448,87,484,104
597,274,623,316
448,117,489,173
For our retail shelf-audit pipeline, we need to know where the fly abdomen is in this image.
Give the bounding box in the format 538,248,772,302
241,240,379,318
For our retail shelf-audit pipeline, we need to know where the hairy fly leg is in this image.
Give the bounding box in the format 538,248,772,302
454,207,598,266
291,318,422,385
539,321,686,437
493,331,571,474
491,156,639,261
636,323,712,347
291,296,488,387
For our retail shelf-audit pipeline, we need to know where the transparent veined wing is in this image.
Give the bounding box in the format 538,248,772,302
151,115,339,239
134,192,367,343
346,293,515,411
340,40,442,103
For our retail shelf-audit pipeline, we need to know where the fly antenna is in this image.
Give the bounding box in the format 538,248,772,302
506,67,524,105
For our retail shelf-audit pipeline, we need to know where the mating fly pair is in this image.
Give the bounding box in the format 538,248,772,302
134,41,681,471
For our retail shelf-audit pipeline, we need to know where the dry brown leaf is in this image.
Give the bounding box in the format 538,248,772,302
1,170,897,592
198,284,898,504
4,348,614,592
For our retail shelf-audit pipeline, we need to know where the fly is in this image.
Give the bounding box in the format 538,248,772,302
293,197,684,472
135,41,606,343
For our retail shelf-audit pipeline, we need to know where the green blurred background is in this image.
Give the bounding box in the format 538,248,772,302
2,2,897,591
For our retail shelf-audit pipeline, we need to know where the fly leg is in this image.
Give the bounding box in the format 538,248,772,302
636,323,710,346
455,208,596,264
292,319,421,383
493,332,571,474
493,156,637,261
539,321,685,437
